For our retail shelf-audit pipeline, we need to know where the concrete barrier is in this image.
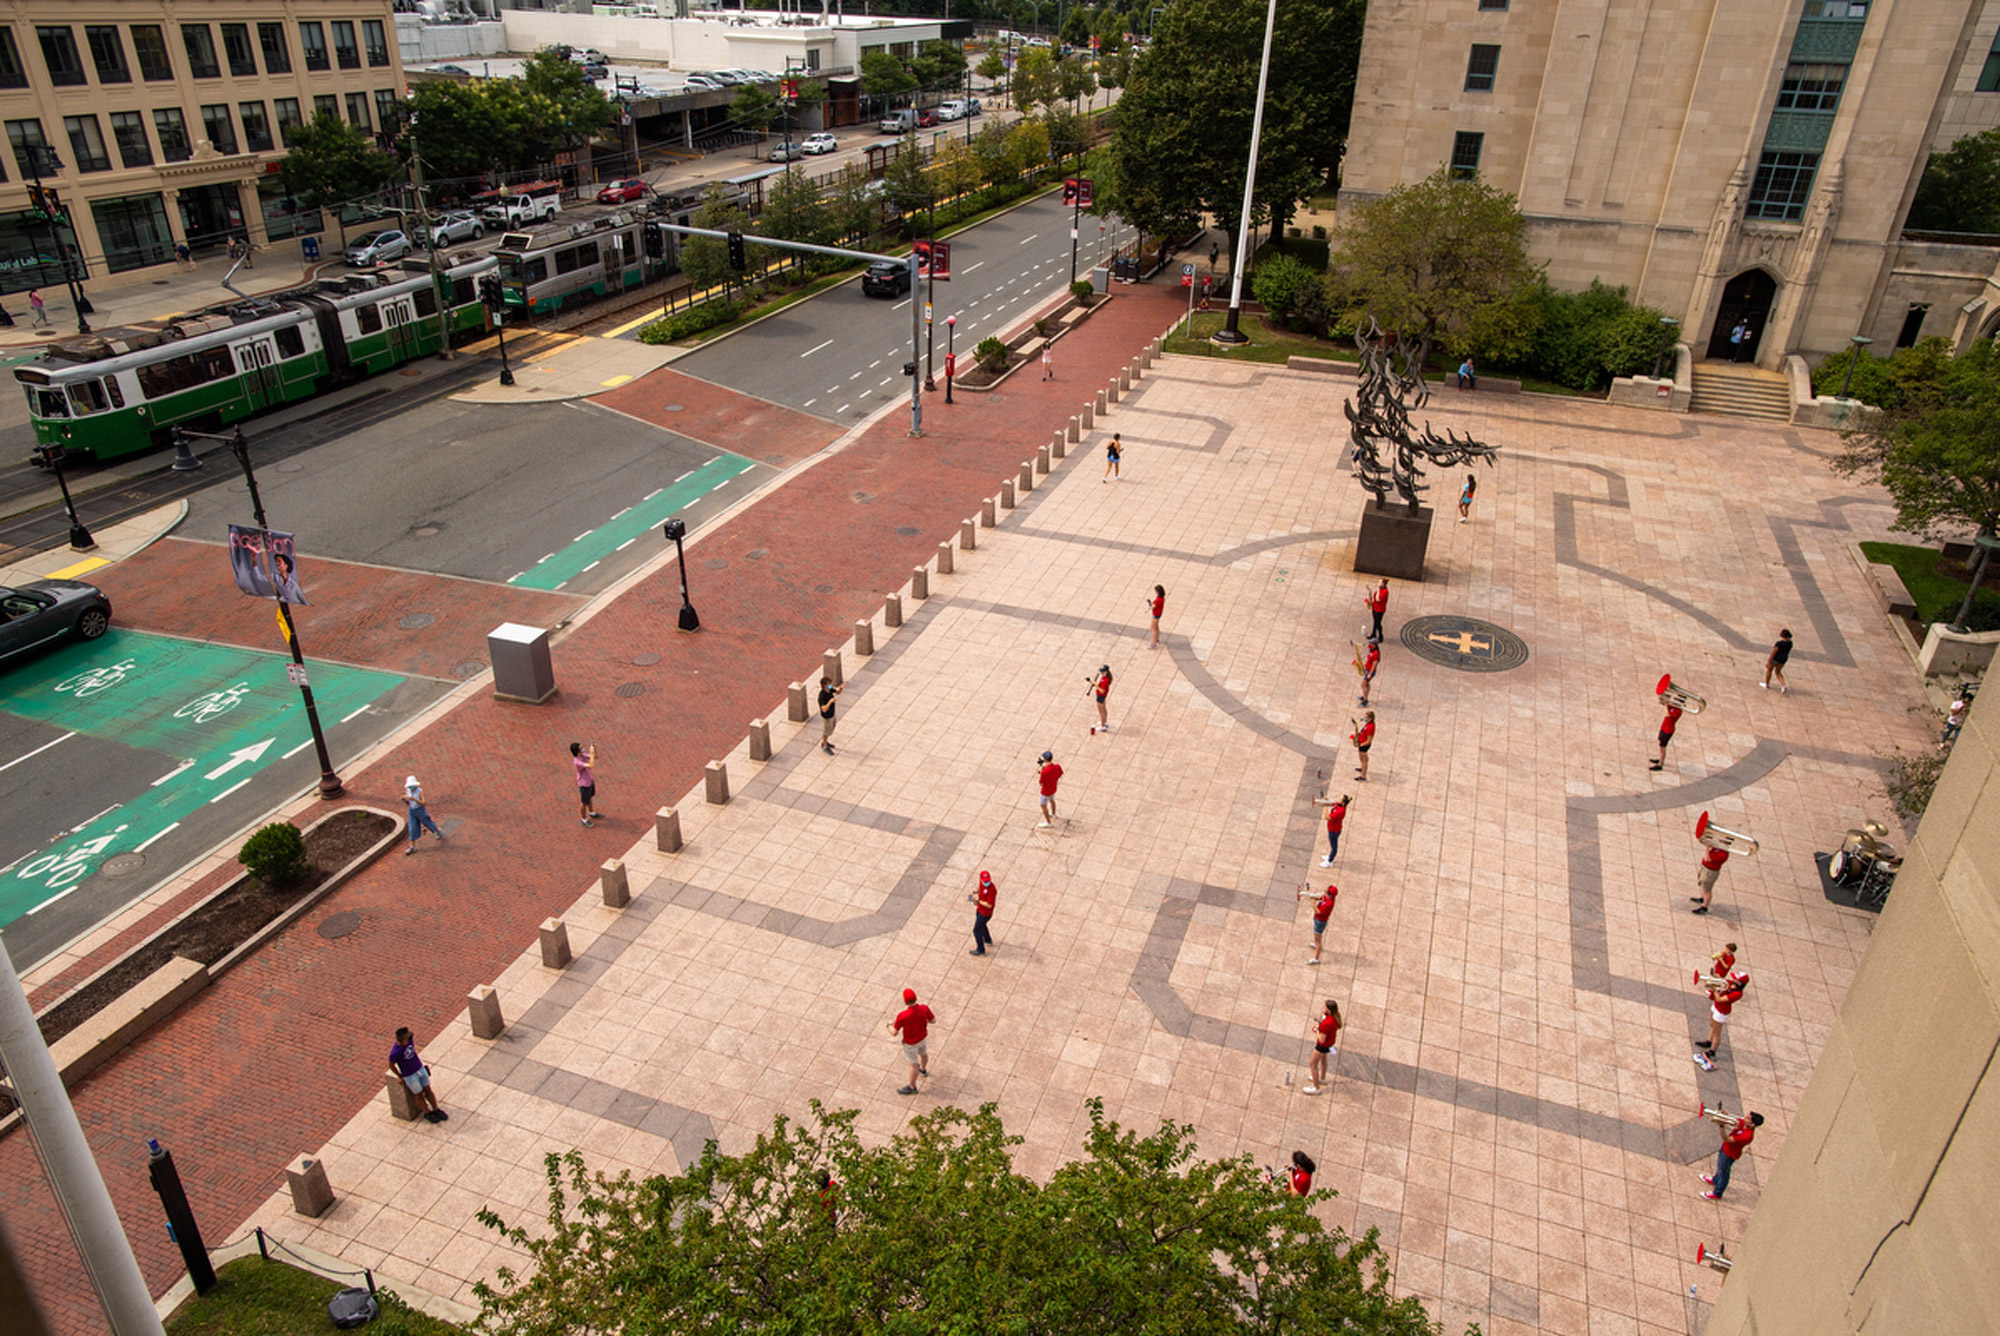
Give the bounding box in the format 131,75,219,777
960,518,976,550
855,619,874,655
601,858,630,908
911,566,929,599
539,918,572,969
386,1069,422,1120
705,761,730,805
1052,431,1066,460
1001,478,1016,508
749,718,772,761
656,806,682,852
822,648,843,686
1106,375,1120,404
1081,403,1094,430
286,1155,335,1218
1037,446,1051,475
9,957,209,1096
885,592,903,626
937,541,954,574
788,681,807,722
1019,460,1034,490
468,984,505,1040
1067,417,1080,444
981,497,996,528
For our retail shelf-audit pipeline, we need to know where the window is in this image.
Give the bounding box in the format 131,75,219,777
92,192,176,274
239,101,272,152
1479,0,1509,8
1466,44,1500,92
64,117,110,173
413,286,438,317
346,92,371,131
332,21,359,71
201,105,236,156
374,90,399,134
1746,149,1819,220
1449,131,1484,180
0,29,25,89
274,324,305,358
137,346,236,398
69,380,110,415
109,112,152,168
363,20,390,67
37,26,85,86
181,25,219,79
6,119,49,179
1776,62,1844,111
556,242,600,275
1896,303,1929,348
1979,32,2000,92
222,24,256,77
1806,0,1868,17
153,108,191,163
85,27,129,83
299,22,327,72
314,94,339,123
132,26,173,81
355,304,382,334
274,99,303,145
258,23,290,74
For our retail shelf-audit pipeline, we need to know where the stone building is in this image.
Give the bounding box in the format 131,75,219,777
1339,0,2000,367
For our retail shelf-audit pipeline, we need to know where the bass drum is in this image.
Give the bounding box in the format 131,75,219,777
1828,850,1849,884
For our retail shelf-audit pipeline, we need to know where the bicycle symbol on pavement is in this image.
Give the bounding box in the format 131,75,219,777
173,682,252,723
55,659,137,699
15,824,130,891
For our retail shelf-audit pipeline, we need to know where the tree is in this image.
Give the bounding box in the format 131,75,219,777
404,81,509,186
1012,45,1058,112
278,111,400,214
861,49,919,104
1330,166,1541,363
473,1099,1460,1336
1833,336,2000,545
732,83,780,149
1905,127,2000,234
976,50,1007,97
1109,0,1364,252
680,186,750,295
763,165,832,248
910,39,968,98
510,49,614,166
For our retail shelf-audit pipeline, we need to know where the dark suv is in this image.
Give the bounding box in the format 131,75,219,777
861,260,910,298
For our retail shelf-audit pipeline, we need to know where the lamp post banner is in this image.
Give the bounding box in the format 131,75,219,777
227,525,309,604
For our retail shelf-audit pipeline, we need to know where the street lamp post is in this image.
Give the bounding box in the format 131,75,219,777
946,314,956,403
663,517,700,631
35,445,94,550
1836,334,1874,400
25,146,92,333
1212,0,1278,346
924,193,938,391
1650,317,1681,379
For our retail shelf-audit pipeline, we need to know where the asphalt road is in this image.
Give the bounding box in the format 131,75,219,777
666,191,1134,423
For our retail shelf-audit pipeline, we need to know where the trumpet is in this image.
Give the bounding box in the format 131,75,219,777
1697,1100,1739,1129
1655,672,1707,714
1695,810,1758,857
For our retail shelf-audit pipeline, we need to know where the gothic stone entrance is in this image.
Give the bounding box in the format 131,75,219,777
1707,269,1777,362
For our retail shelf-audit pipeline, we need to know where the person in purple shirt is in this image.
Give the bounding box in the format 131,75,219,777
389,1027,447,1122
570,742,602,827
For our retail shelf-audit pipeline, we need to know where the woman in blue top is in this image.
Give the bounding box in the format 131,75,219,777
1458,473,1477,522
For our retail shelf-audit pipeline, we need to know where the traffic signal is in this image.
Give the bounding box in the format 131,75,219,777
478,274,501,309
727,231,747,271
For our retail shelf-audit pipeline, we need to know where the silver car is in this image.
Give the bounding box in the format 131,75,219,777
0,579,111,665
344,229,411,266
427,212,483,248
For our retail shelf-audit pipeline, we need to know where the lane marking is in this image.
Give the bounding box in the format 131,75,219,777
837,403,850,413
46,556,109,580
340,704,371,723
964,261,985,273
0,733,74,775
27,887,76,915
509,453,757,591
615,538,636,551
133,823,181,853
573,530,595,543
600,374,633,388
801,338,834,358
803,397,817,407
1019,234,1039,245
282,739,315,759
208,778,252,804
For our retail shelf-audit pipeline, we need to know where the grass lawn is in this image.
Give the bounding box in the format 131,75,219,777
1159,313,1586,396
167,1257,469,1336
1860,541,2000,631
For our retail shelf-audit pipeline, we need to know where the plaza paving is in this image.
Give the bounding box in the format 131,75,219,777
241,362,1921,1336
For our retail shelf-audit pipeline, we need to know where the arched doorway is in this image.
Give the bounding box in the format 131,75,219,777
1707,270,1778,361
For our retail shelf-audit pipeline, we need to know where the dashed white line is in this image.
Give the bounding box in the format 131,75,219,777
609,506,632,520
869,359,882,368
672,470,693,483
803,397,817,407
645,487,665,499
801,338,834,358
0,733,73,775
208,778,252,804
1019,234,1039,245
340,704,370,723
615,538,637,551
27,887,77,915
282,739,315,759
836,403,851,413
572,530,593,543
964,261,985,273
134,822,181,853
849,370,863,379
582,559,602,573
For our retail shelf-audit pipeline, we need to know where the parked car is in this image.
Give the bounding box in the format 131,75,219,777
769,141,804,162
581,62,608,81
965,96,983,116
708,70,744,85
879,108,917,134
344,229,411,266
427,211,483,247
597,178,648,203
937,99,968,121
431,64,469,76
917,109,940,128
683,75,722,90
861,260,910,298
802,132,838,155
0,579,111,666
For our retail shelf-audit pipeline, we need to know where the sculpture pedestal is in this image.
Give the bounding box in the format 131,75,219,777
1354,503,1434,581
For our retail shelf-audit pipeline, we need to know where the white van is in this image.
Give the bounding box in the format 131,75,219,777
878,108,917,134
937,99,968,121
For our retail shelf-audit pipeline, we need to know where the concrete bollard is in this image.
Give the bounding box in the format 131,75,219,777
1095,389,1107,416
855,619,874,655
656,806,683,853
1019,461,1034,491
1125,363,1136,387
749,718,772,761
1080,403,1094,430
981,496,996,528
601,858,630,908
386,1069,422,1120
539,918,572,970
1052,431,1066,460
788,681,808,722
1000,478,1016,508
885,592,903,627
937,541,954,575
705,760,730,805
1067,417,1080,444
960,518,976,551
287,1154,335,1218
823,648,843,686
1107,375,1119,404
468,985,506,1040
911,566,929,599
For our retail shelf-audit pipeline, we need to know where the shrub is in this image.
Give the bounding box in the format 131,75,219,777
1311,224,1327,240
1252,252,1323,330
1070,279,1095,302
1882,745,1945,820
1809,336,1954,409
975,335,1009,371
239,821,311,887
1465,279,1671,391
638,300,743,345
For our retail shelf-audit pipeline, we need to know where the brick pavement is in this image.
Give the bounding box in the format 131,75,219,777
1,280,1188,1335
593,367,844,468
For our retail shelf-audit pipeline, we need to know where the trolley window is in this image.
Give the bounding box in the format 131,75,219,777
355,305,382,334
34,388,68,417
449,276,475,306
68,380,110,415
554,242,599,276
136,346,236,397
104,376,123,408
413,286,437,317
274,324,305,358
499,255,546,286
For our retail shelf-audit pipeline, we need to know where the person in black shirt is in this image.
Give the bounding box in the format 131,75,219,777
1762,629,1792,694
818,676,844,755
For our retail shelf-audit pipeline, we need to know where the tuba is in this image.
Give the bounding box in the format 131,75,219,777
1656,672,1707,714
1695,810,1758,856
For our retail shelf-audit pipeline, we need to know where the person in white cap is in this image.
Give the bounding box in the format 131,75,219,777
404,775,444,855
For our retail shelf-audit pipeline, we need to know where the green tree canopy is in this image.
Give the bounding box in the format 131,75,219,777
278,111,401,213
403,81,508,186
732,83,780,141
1833,336,2000,542
1905,127,2000,235
861,49,920,102
474,1100,1459,1336
1012,46,1059,111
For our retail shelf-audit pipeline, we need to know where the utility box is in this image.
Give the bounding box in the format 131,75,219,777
1092,265,1110,294
488,622,556,704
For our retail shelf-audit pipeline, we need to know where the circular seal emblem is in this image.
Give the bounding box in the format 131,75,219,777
1399,615,1530,673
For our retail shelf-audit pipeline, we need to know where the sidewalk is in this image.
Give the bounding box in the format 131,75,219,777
0,253,328,350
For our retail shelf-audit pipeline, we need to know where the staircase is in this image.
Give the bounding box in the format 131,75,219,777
1687,361,1793,422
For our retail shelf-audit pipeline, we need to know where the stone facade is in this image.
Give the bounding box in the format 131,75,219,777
1340,0,2000,368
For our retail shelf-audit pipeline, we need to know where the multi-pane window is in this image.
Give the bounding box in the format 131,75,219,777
332,21,360,70
1449,131,1484,180
1979,32,2000,91
258,23,290,74
222,24,257,77
0,28,25,89
1746,149,1819,220
37,25,86,86
64,116,110,172
374,90,400,134
345,92,371,132
1776,62,1844,111
239,101,272,152
109,111,152,168
6,119,50,178
1478,0,1509,8
201,104,236,155
85,27,129,83
182,25,220,79
132,26,173,81
153,107,191,163
274,98,303,144
314,94,340,123
363,20,390,67
1806,0,1868,17
1465,44,1500,92
299,22,327,72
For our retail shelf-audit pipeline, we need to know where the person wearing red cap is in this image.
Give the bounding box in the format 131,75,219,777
968,871,998,955
1698,970,1748,1057
1304,883,1336,964
890,988,935,1094
1693,845,1728,914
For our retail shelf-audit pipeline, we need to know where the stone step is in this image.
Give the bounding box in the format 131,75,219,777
1688,368,1792,421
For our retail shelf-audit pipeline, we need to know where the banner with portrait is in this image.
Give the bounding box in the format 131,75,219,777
227,525,309,604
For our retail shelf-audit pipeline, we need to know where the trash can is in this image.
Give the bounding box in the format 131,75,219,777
488,622,556,703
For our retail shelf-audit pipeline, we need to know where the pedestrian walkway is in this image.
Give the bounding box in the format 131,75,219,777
0,253,331,350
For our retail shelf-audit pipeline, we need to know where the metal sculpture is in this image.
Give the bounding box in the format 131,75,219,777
1343,317,1497,514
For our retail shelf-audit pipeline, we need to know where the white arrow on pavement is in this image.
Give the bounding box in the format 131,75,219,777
204,739,275,782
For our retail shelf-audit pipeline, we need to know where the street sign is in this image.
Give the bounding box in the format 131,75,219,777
286,663,308,686
915,239,951,280
1182,262,1195,287
1078,178,1094,208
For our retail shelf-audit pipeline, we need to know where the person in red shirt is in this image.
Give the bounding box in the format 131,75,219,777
1090,664,1113,732
1148,585,1166,649
1358,641,1380,707
1351,712,1376,781
1698,970,1748,1056
1693,845,1729,914
890,987,935,1094
1702,1111,1763,1199
1285,1150,1316,1195
1302,883,1337,964
818,1170,839,1227
1305,999,1340,1093
1652,695,1684,771
968,870,998,956
1036,750,1063,827
1316,794,1350,867
1365,580,1389,643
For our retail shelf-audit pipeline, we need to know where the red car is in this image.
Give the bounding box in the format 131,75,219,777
917,110,939,128
596,178,647,203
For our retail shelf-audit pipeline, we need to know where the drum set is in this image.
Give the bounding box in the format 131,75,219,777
1828,822,1901,908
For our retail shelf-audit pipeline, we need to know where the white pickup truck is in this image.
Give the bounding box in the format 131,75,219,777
480,188,563,229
